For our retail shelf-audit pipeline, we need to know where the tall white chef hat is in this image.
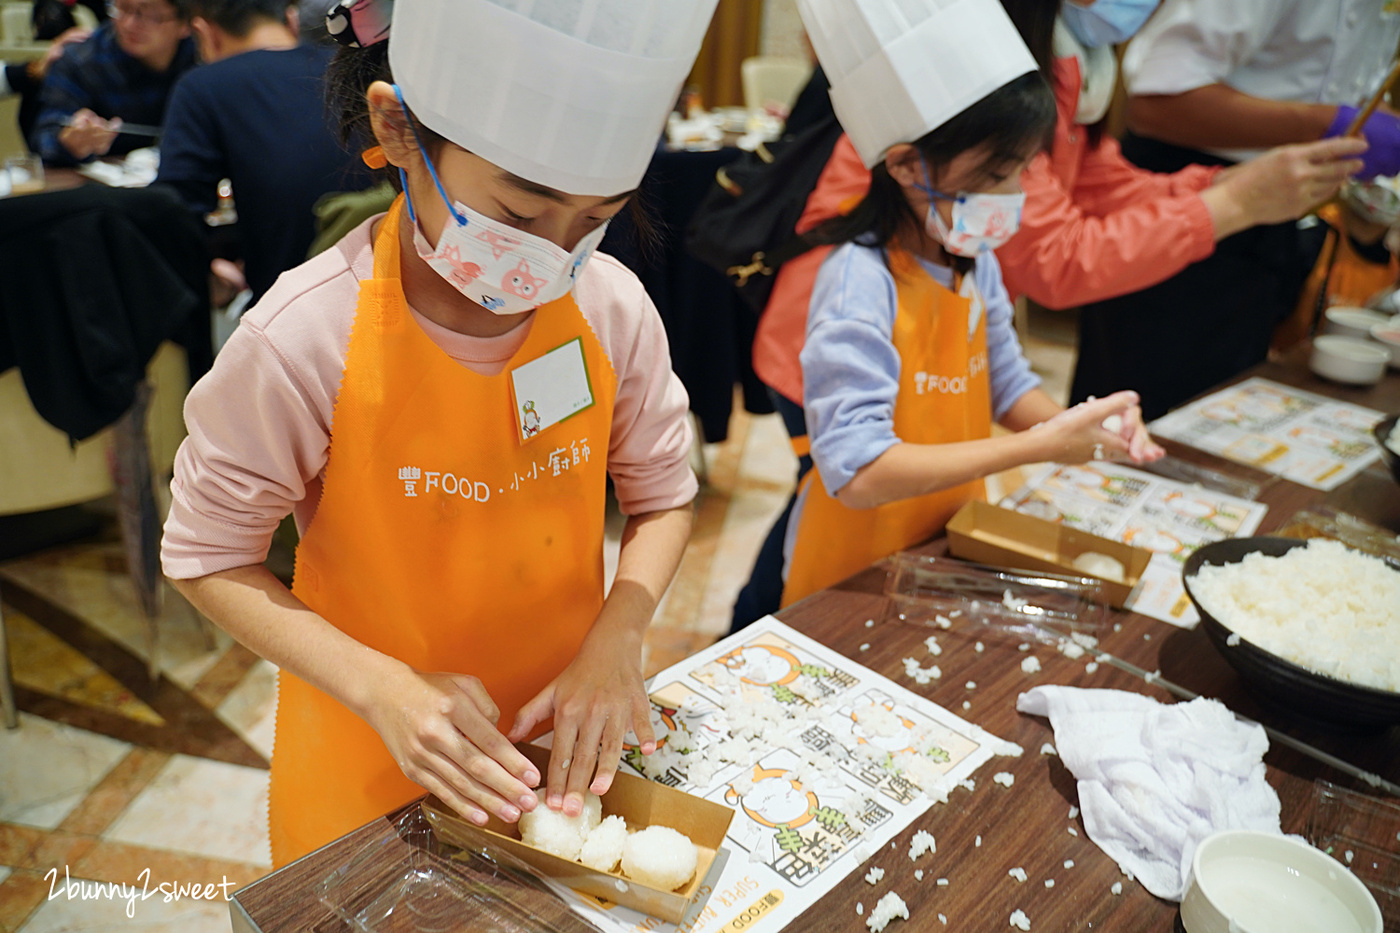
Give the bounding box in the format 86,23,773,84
389,0,720,197
798,0,1037,168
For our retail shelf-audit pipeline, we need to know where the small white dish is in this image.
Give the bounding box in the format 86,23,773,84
1180,831,1382,933
1310,335,1389,385
1324,307,1392,342
1371,322,1400,369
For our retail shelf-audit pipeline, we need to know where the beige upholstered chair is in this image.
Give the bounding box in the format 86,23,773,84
0,342,190,728
740,56,812,114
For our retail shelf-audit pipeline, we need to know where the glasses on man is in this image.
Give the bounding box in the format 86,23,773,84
106,2,177,25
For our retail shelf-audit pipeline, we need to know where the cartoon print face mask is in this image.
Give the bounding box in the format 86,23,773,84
394,85,609,316
913,158,1024,257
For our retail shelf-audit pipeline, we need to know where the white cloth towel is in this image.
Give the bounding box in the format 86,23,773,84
1016,686,1282,901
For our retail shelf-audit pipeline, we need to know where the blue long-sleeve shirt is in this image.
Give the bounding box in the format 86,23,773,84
801,242,1041,497
31,23,197,166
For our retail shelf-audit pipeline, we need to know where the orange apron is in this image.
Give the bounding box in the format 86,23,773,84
781,247,990,607
269,197,616,866
1275,203,1400,352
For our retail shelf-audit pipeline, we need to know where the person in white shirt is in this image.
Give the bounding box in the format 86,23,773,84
1070,0,1400,419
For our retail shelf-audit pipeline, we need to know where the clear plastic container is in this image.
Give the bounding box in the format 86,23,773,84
883,552,1108,646
1276,506,1400,564
317,804,600,933
1307,779,1400,932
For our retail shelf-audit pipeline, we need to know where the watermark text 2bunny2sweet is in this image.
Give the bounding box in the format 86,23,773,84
44,865,238,918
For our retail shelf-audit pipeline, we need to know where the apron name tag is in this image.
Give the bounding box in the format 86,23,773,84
511,337,595,443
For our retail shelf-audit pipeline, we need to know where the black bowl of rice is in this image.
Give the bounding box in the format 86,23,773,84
1183,536,1400,729
1376,413,1400,486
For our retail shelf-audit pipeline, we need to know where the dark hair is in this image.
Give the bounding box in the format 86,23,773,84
324,40,447,193
324,40,659,251
807,70,1055,272
1003,0,1110,146
998,0,1056,80
185,0,290,36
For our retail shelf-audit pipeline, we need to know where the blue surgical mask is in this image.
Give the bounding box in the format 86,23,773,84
1060,0,1160,48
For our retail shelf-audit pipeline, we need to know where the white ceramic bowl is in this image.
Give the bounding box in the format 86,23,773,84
1324,307,1392,341
1371,321,1400,369
1180,831,1382,933
1310,335,1389,385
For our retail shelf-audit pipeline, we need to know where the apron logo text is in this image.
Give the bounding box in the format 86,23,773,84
398,466,491,502
398,437,590,499
913,352,987,396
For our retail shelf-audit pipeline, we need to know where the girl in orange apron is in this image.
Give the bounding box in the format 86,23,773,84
160,0,718,866
785,0,1164,607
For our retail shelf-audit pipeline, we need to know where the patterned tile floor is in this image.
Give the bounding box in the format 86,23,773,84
0,311,1075,932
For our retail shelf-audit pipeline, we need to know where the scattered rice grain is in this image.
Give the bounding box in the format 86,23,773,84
866,892,909,933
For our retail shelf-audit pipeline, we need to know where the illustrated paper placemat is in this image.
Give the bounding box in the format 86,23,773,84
999,461,1268,628
1148,377,1385,491
541,616,1020,933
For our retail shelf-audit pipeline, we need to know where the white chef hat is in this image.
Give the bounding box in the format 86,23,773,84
798,0,1037,169
389,0,720,197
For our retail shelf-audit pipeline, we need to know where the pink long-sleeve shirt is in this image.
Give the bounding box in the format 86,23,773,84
161,216,698,580
752,56,1222,406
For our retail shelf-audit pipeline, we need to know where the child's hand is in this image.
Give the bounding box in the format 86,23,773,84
1036,391,1150,464
364,667,541,826
508,624,655,817
1111,402,1166,464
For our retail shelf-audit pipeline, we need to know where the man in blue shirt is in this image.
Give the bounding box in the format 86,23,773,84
31,0,198,165
155,0,371,300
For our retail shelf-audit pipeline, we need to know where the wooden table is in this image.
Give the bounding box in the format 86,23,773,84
232,347,1399,933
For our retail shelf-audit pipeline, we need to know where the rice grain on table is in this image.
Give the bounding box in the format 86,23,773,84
1189,539,1400,692
866,892,908,932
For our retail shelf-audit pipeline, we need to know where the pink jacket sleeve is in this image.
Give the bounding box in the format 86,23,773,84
997,144,1220,310
996,55,1223,310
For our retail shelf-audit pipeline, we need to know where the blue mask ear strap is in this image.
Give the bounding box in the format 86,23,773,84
398,166,416,224
915,155,954,202
392,83,466,225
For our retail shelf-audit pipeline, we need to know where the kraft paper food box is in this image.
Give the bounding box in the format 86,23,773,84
424,743,734,923
946,500,1151,608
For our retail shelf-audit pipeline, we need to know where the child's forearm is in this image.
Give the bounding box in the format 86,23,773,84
592,504,694,642
997,388,1063,433
835,433,1046,510
835,391,1148,509
171,565,406,721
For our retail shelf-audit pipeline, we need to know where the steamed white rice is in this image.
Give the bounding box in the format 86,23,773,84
1189,539,1400,692
579,814,629,872
622,825,698,891
518,790,603,860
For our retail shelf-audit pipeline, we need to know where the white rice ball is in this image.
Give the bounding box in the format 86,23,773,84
518,790,603,861
621,825,699,891
579,814,629,872
1072,551,1126,583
